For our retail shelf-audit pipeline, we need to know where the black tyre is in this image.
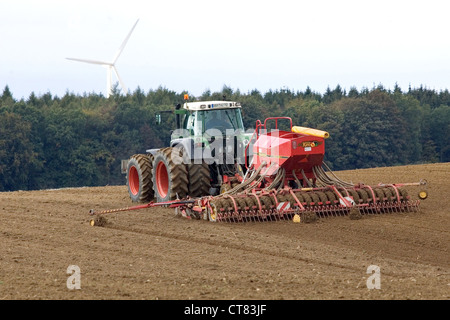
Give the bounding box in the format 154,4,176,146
126,154,154,203
187,162,211,198
152,147,188,202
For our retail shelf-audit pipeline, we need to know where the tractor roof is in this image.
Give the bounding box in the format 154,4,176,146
183,101,241,111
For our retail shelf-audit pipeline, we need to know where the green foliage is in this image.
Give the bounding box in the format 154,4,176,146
0,84,449,191
330,91,408,169
0,111,39,190
429,105,450,162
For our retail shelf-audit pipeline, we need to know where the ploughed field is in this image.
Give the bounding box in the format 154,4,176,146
0,163,448,300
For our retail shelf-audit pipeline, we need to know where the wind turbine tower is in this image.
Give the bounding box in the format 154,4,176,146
67,19,139,98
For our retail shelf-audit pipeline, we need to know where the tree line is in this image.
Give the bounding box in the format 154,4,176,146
0,83,449,191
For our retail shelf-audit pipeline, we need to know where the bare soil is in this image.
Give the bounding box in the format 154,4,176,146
0,163,449,300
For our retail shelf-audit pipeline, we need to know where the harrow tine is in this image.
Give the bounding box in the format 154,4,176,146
406,201,412,212
393,202,400,213
250,210,256,222
254,210,261,222
272,210,280,221
266,210,272,221
406,201,413,211
334,205,341,217
403,202,409,212
327,205,335,217
359,206,365,215
327,205,334,217
233,211,242,222
235,211,242,222
389,203,396,213
265,210,271,221
318,207,326,219
253,210,259,222
249,210,255,222
233,211,240,222
334,206,340,217
399,201,405,212
388,203,394,213
386,203,393,213
250,210,257,222
327,206,334,217
241,210,248,222
343,207,348,217
317,206,324,218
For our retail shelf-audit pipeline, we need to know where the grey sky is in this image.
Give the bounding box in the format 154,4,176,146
1,0,449,99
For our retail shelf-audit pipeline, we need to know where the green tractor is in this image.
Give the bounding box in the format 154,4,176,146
124,99,253,203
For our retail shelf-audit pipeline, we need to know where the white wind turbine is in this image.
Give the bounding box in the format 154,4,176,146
67,19,139,98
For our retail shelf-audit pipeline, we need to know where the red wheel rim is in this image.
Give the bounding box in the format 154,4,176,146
156,161,169,198
129,166,139,195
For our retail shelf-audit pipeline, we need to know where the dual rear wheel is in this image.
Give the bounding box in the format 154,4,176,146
126,147,210,203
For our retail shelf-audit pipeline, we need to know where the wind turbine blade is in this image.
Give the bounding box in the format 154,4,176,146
112,66,127,94
66,57,112,66
113,19,139,64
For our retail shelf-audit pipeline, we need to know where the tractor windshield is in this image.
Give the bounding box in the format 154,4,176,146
183,108,245,136
204,108,244,133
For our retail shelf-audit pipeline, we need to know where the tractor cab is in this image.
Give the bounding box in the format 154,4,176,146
151,100,252,171
180,101,245,135
168,101,252,175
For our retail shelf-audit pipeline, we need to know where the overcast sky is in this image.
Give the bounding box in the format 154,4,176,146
1,0,449,99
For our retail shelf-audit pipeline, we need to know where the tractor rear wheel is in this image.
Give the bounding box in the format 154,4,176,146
127,154,154,203
188,162,211,198
152,147,189,202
